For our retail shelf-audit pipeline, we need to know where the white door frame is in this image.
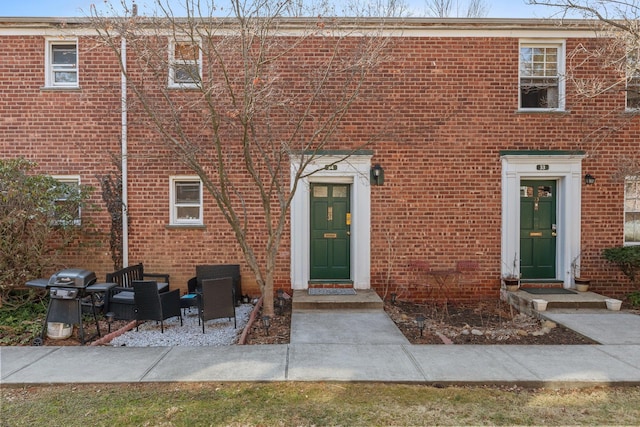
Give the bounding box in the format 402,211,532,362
290,153,373,290
501,152,585,288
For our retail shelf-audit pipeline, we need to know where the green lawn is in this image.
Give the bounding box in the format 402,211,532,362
2,383,640,426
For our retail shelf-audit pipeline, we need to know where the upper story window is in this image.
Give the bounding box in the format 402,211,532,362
52,176,81,225
626,54,640,110
519,41,565,111
625,176,640,245
170,176,203,226
169,40,201,88
45,39,78,88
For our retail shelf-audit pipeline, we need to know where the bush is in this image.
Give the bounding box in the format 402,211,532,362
602,246,640,290
628,291,640,307
0,293,48,345
0,158,93,305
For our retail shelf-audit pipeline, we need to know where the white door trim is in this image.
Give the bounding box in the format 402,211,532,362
501,152,585,288
290,153,372,290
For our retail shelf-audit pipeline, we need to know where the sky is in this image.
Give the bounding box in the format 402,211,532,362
0,0,564,19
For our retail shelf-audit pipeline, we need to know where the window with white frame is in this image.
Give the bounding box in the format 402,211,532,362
625,176,640,244
45,39,78,88
52,176,81,225
519,42,564,110
168,40,201,88
170,177,203,225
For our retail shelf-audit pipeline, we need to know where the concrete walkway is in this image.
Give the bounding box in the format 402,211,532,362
2,308,640,387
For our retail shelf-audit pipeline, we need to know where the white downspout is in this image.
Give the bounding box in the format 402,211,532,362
121,35,129,267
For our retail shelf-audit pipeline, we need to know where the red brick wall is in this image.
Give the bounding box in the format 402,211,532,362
2,25,638,301
0,35,121,279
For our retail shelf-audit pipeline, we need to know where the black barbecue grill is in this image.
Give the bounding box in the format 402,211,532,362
26,268,115,345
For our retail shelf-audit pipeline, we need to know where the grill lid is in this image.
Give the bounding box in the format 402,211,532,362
48,268,97,288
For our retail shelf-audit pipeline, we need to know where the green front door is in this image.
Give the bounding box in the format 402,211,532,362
520,180,557,279
310,184,351,280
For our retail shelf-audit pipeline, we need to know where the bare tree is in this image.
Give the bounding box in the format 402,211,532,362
90,0,390,315
465,0,489,18
425,0,489,17
342,0,412,17
528,1,640,85
527,1,640,152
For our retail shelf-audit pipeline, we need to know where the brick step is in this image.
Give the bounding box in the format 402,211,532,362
292,289,384,310
307,282,355,289
519,282,565,289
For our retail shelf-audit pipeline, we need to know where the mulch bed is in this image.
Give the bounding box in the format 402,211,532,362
242,300,292,345
385,300,598,345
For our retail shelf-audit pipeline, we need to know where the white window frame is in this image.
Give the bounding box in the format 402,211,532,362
624,176,640,245
170,176,203,226
626,53,640,111
52,175,82,226
45,38,79,88
519,40,566,112
168,39,202,88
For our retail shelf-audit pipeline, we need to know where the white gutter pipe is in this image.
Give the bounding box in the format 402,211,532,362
121,35,129,267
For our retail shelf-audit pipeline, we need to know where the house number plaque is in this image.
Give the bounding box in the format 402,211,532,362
536,164,549,170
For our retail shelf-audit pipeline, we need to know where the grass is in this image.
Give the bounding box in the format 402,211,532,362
2,383,640,426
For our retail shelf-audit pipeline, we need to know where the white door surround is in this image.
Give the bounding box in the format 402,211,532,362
290,151,373,290
501,151,586,288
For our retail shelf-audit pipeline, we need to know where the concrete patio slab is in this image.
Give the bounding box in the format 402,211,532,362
1,346,170,384
287,344,421,381
0,347,57,379
596,345,640,371
290,309,410,345
542,312,640,344
141,345,288,382
405,345,539,384
501,345,640,385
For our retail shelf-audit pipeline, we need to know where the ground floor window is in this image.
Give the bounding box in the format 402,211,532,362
625,176,640,244
52,175,81,226
170,176,203,226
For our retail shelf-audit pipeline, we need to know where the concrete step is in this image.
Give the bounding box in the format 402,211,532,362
505,289,610,316
292,289,384,310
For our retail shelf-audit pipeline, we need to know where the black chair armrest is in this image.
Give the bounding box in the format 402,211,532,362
160,289,181,312
144,272,170,287
109,285,134,296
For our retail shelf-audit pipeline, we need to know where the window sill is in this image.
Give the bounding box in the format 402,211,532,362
40,86,82,92
166,224,206,230
515,109,570,115
167,84,199,90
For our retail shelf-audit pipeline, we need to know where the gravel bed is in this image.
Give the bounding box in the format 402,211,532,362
109,303,254,347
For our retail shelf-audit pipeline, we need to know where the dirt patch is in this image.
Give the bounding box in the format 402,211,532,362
242,300,291,345
34,318,132,346
384,300,598,345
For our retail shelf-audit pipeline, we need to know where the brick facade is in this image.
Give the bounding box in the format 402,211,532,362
1,18,638,302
